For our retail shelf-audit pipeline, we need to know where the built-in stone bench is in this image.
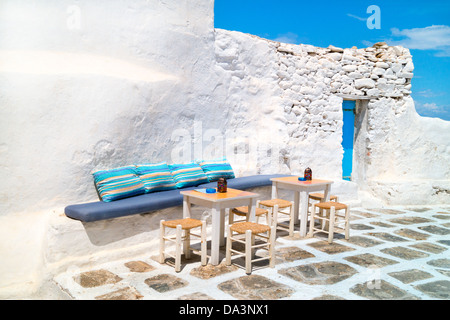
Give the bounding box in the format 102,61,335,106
64,174,289,222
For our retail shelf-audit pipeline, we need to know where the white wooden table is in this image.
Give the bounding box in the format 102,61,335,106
180,188,259,265
270,176,333,237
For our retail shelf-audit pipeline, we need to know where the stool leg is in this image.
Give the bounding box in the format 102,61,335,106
159,220,166,264
344,207,350,240
245,230,252,275
175,225,182,272
225,225,232,266
266,206,272,227
184,229,191,260
288,205,294,237
308,204,315,237
201,221,207,266
269,226,276,268
272,204,279,229
228,209,234,225
255,200,261,224
328,207,335,244
321,207,326,230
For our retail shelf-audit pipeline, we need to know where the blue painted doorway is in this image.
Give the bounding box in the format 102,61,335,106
342,100,356,181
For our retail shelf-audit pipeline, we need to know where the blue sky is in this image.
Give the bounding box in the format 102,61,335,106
214,0,450,121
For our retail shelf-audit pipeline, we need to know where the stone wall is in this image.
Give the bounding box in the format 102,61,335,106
215,29,450,205
0,0,449,297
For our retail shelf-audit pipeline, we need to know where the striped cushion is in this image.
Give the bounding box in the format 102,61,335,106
169,162,209,188
92,166,146,202
197,158,235,182
135,162,177,193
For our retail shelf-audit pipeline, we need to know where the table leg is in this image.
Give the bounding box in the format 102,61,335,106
210,205,220,265
293,191,300,223
247,198,256,222
183,195,191,218
220,208,226,246
299,191,309,237
323,184,331,230
271,182,278,199
323,184,331,202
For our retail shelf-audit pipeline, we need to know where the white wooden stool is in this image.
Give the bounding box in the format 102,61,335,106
308,201,350,244
159,218,207,272
229,200,269,225
308,193,339,228
225,221,275,274
259,198,294,237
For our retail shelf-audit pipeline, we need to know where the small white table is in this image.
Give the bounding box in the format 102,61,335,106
180,188,259,265
270,176,333,237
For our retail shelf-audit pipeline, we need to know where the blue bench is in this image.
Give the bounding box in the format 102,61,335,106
64,174,288,222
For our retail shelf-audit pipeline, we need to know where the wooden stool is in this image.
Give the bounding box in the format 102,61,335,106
159,218,207,272
229,200,269,225
308,193,338,228
225,221,275,274
308,193,338,203
308,202,349,244
259,198,294,237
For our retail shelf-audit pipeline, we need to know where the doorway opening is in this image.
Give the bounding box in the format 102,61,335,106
342,100,356,181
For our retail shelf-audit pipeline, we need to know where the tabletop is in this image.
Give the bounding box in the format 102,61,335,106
270,176,333,186
180,188,258,202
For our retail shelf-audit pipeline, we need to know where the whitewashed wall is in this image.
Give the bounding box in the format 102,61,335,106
0,0,218,296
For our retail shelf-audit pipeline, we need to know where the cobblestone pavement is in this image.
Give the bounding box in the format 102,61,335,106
54,206,450,300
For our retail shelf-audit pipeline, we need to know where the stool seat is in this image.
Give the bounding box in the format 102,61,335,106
159,218,207,272
230,221,271,235
226,222,275,274
308,202,350,244
259,198,295,237
309,193,338,201
259,198,292,208
314,201,347,210
162,218,203,229
232,206,268,217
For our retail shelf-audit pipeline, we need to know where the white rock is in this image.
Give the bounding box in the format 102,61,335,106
358,65,369,73
355,78,375,89
303,45,317,53
366,88,381,97
375,62,390,69
391,63,402,73
403,61,414,73
349,72,363,79
399,72,414,79
328,45,344,52
342,65,357,72
329,52,342,61
372,67,385,76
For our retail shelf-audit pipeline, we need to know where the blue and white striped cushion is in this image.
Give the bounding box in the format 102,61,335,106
169,162,209,188
197,158,235,182
92,166,146,202
135,162,177,193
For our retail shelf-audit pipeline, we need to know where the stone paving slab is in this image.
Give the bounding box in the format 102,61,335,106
54,205,450,300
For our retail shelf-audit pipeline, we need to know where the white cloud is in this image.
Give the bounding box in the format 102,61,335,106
415,101,450,120
347,13,366,22
274,32,299,44
388,25,450,56
417,89,444,98
420,102,440,112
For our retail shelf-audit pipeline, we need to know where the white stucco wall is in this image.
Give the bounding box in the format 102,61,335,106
0,0,218,296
